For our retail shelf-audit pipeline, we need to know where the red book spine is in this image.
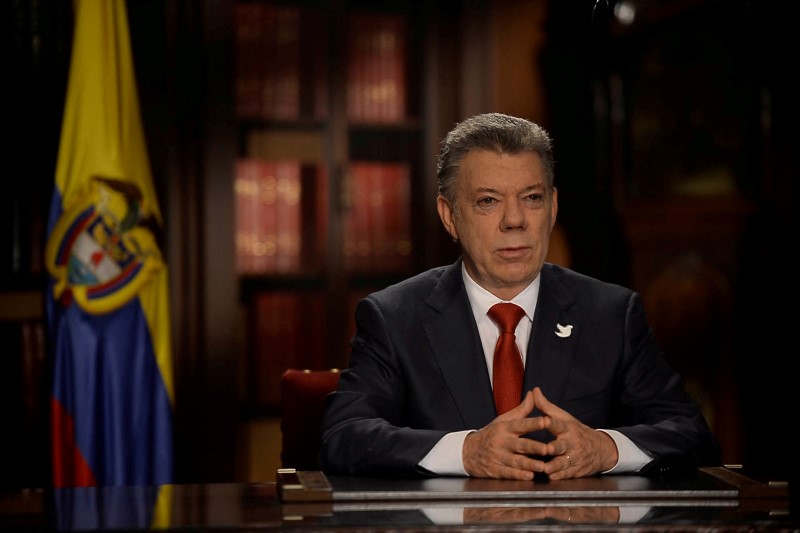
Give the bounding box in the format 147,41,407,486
314,164,328,267
234,159,261,274
255,290,332,407
256,161,278,273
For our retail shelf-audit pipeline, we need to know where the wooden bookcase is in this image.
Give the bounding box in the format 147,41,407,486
232,0,430,414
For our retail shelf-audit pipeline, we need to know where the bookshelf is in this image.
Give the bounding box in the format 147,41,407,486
232,0,426,414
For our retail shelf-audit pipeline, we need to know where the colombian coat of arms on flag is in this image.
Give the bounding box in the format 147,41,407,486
44,0,174,488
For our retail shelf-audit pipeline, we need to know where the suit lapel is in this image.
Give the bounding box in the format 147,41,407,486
423,261,497,428
524,265,579,407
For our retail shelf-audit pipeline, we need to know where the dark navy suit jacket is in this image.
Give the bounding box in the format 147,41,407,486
320,259,721,476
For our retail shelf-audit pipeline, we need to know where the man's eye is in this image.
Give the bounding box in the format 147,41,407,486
526,193,544,203
477,197,497,206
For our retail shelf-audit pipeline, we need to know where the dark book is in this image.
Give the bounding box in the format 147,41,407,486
251,291,327,409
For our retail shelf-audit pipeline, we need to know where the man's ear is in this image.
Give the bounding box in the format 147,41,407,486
436,195,458,241
550,187,559,231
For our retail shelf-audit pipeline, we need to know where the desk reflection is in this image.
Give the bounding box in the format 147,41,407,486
312,503,735,529
461,505,621,524
1,468,795,532
52,485,170,530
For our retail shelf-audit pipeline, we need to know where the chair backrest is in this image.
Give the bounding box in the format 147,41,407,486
279,368,341,470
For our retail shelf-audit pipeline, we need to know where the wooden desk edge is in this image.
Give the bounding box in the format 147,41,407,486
278,467,789,503
700,466,789,499
277,468,333,502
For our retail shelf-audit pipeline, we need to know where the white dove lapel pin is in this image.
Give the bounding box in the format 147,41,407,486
555,323,573,338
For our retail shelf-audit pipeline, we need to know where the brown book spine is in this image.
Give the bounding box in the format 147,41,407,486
370,163,387,270
253,291,282,407
21,320,46,425
346,163,373,272
293,292,327,370
346,14,367,121
275,160,302,273
272,6,301,119
259,5,277,120
253,290,330,408
233,2,263,119
389,15,408,120
342,167,355,272
376,16,391,121
346,13,408,123
383,163,412,272
308,14,329,119
366,16,381,121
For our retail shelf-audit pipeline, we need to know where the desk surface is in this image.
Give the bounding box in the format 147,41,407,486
1,467,795,531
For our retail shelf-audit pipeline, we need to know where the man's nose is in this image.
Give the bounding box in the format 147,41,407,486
501,199,526,229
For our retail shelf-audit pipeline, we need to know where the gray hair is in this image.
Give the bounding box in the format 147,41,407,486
436,113,555,208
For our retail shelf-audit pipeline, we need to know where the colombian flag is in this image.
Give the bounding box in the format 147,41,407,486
44,0,174,487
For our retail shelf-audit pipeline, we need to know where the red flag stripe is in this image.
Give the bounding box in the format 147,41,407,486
50,396,97,487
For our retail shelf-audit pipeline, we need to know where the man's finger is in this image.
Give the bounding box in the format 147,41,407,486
532,386,568,418
498,389,535,420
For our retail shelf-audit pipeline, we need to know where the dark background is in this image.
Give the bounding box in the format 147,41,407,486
3,0,797,489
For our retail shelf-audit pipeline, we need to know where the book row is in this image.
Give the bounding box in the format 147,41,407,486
235,159,412,275
234,2,408,122
247,288,372,408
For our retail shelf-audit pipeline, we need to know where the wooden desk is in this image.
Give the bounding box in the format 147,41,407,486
0,467,794,531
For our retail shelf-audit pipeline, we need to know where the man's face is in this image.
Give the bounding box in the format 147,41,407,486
437,149,557,301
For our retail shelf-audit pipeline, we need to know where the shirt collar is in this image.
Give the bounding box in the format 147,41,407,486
461,262,540,322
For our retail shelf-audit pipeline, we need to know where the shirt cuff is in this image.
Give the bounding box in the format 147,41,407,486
599,429,653,473
418,430,473,476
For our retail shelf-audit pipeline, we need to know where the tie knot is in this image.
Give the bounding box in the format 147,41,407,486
488,303,526,334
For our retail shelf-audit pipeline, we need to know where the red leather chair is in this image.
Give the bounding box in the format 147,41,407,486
279,368,341,470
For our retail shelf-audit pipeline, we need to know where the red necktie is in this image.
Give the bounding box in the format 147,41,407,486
488,303,526,415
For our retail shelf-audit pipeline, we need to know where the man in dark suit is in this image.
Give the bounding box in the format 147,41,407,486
319,112,721,480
